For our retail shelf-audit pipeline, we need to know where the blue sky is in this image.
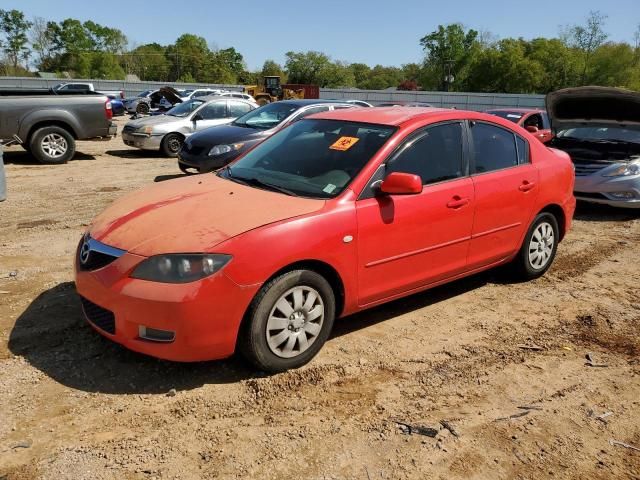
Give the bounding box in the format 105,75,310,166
6,0,640,70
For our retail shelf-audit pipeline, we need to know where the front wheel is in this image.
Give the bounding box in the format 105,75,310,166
239,270,335,372
512,212,559,280
160,133,183,157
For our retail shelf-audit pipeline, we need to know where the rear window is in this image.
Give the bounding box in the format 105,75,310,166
487,111,524,123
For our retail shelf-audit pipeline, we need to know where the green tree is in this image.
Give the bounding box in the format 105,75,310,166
568,11,609,84
166,34,209,81
285,50,333,85
127,43,170,81
420,24,480,90
90,51,125,79
0,9,32,72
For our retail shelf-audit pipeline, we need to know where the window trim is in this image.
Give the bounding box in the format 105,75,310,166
358,120,469,200
467,120,530,176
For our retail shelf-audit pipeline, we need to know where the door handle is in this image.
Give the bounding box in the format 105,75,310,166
519,181,536,192
447,196,470,209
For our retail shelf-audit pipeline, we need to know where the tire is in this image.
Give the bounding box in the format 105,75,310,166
239,270,336,372
28,126,76,165
160,133,183,157
512,212,559,280
136,102,150,115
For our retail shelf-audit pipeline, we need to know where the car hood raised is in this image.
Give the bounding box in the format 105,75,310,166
89,175,325,256
546,87,640,133
187,124,268,146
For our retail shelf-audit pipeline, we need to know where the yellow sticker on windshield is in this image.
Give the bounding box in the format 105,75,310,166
330,136,359,151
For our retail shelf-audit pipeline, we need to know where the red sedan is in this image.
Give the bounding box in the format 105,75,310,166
486,108,554,143
75,107,575,372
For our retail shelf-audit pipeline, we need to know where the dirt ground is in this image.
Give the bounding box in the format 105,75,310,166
0,116,639,480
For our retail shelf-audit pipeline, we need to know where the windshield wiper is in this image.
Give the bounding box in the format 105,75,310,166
231,175,298,196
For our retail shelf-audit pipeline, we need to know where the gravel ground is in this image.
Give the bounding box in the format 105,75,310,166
0,117,639,479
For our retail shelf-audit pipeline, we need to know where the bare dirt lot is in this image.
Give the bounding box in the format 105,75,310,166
1,117,639,479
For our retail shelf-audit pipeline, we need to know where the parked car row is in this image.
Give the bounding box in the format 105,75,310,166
122,87,256,115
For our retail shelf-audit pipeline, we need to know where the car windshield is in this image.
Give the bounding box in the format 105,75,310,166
557,127,640,144
488,111,524,123
218,119,396,199
137,90,151,97
233,102,300,130
166,99,205,117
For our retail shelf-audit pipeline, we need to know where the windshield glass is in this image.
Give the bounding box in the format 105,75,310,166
233,102,300,130
488,111,524,123
557,127,640,144
218,119,396,199
137,90,151,97
165,99,206,117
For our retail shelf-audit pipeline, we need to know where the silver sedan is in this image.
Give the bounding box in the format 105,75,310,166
121,97,258,157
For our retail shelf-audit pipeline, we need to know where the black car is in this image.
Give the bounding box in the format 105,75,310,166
178,99,356,173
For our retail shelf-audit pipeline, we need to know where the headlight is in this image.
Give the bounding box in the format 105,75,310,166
602,159,640,177
136,126,154,135
208,143,244,157
131,254,232,283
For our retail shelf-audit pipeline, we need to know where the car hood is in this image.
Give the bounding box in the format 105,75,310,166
546,87,640,133
125,115,182,128
89,174,325,256
187,124,269,146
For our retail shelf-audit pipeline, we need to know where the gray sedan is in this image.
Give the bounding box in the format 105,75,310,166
122,97,258,157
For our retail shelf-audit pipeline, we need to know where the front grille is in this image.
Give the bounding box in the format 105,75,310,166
122,125,135,134
80,296,115,334
184,143,205,156
79,250,119,271
573,162,605,176
76,235,124,271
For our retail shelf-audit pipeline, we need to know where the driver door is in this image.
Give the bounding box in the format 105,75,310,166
355,121,475,306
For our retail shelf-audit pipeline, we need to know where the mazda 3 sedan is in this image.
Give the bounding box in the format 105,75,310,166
75,107,575,372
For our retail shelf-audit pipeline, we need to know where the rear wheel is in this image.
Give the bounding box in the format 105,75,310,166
160,133,183,157
136,102,150,115
239,270,335,372
29,126,75,164
512,212,559,280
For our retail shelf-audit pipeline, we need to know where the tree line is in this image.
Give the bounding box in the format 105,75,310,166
0,9,638,93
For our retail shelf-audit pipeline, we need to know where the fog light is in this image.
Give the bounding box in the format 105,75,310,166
138,325,175,343
609,191,636,199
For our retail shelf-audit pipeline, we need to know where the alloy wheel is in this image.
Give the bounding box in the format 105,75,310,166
528,221,555,270
266,286,325,358
41,133,68,158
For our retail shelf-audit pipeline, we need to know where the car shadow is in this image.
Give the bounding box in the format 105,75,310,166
8,282,256,394
2,150,95,165
573,201,640,221
330,272,492,339
105,149,164,159
9,272,497,394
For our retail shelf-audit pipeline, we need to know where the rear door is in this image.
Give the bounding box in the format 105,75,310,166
467,121,538,269
356,121,475,305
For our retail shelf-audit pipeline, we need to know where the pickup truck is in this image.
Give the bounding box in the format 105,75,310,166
54,82,124,100
0,94,117,164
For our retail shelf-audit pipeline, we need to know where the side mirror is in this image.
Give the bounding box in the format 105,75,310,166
525,125,539,133
192,114,203,122
379,172,423,195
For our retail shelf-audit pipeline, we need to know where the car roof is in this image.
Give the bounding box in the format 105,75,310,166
199,95,254,103
309,106,458,126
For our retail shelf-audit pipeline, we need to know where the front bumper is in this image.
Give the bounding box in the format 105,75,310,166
122,131,163,151
74,250,260,362
574,170,640,209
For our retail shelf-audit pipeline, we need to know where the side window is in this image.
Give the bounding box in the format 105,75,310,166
516,136,529,164
228,101,251,117
198,102,227,119
294,106,330,121
542,112,551,130
471,122,518,173
386,122,464,185
523,113,543,129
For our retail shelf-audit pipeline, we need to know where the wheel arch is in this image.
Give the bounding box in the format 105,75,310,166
27,120,78,143
538,204,567,240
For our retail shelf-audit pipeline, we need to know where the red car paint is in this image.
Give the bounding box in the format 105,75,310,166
486,108,554,143
75,107,575,362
